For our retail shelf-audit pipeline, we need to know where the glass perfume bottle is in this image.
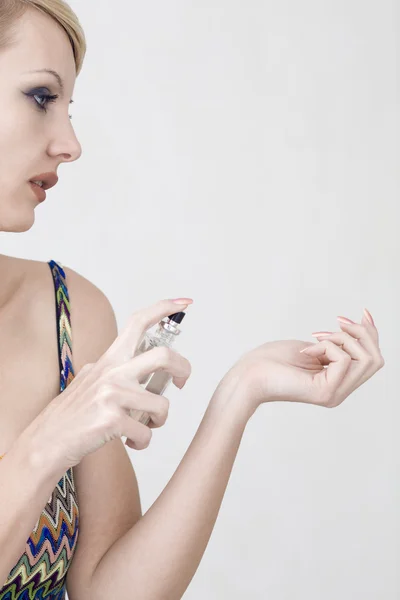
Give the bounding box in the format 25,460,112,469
129,312,186,426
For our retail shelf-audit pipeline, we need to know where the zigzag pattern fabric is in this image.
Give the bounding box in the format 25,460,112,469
0,260,80,599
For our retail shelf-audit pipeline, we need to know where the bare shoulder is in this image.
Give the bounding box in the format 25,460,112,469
7,257,142,598
62,264,119,372
12,256,119,374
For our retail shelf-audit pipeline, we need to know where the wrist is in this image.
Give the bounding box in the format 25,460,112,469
15,418,70,479
209,370,256,428
8,430,66,488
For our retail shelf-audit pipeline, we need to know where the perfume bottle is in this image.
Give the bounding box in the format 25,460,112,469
130,312,186,426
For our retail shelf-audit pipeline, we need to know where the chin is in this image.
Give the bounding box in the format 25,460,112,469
0,203,36,233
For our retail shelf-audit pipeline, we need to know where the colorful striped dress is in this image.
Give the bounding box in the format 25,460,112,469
0,260,80,600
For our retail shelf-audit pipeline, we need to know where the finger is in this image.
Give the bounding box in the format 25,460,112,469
104,299,193,364
172,377,187,389
107,376,171,428
363,308,378,331
119,345,192,387
301,340,352,405
311,332,367,364
128,411,165,430
336,317,382,363
122,417,153,451
122,390,170,429
125,407,155,428
361,311,380,344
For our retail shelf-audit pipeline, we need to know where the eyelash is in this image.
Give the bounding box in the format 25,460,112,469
26,90,73,120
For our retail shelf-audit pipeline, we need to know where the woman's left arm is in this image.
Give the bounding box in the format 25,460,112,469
89,374,253,600
88,309,384,600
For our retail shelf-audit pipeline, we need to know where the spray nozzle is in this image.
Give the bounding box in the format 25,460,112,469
166,312,186,324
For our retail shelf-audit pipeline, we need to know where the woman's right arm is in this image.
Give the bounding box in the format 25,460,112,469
0,432,65,586
0,296,193,588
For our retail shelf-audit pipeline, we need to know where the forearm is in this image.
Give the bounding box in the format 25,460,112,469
0,436,64,586
90,377,252,600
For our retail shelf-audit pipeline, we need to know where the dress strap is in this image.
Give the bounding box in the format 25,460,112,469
0,261,74,462
48,260,75,392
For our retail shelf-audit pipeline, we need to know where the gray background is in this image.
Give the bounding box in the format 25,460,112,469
2,1,398,597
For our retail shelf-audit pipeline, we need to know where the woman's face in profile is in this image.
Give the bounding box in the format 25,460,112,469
0,6,82,232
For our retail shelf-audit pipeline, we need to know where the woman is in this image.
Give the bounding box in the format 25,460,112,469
0,1,384,599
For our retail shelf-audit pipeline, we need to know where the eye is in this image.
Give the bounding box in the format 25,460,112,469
25,89,73,119
29,89,59,111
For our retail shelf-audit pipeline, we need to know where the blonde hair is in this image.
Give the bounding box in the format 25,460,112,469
0,0,86,75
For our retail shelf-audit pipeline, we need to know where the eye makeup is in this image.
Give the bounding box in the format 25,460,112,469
24,87,73,119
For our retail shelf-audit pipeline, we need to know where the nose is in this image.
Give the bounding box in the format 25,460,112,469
47,120,83,163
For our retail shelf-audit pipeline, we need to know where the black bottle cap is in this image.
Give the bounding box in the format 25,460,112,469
167,312,186,324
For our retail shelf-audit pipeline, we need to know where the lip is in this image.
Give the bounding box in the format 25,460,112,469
29,181,46,202
29,172,59,191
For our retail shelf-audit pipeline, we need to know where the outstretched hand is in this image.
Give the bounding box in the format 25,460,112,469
222,309,384,415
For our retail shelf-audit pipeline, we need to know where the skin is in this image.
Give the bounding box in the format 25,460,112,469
0,6,81,453
0,1,384,457
0,6,385,599
0,6,384,419
0,6,81,234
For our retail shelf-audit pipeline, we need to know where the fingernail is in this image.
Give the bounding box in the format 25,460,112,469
311,331,333,336
363,308,374,326
337,316,355,324
300,347,311,353
171,298,193,304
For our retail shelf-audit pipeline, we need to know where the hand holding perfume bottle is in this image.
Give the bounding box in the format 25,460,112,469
130,312,187,426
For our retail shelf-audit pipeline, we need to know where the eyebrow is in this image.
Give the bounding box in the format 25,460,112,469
26,69,74,104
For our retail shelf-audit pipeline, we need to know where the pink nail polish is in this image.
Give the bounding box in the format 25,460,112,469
171,298,193,305
363,308,374,326
311,331,333,336
337,316,355,324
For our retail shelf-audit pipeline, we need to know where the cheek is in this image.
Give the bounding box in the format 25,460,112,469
0,103,40,187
